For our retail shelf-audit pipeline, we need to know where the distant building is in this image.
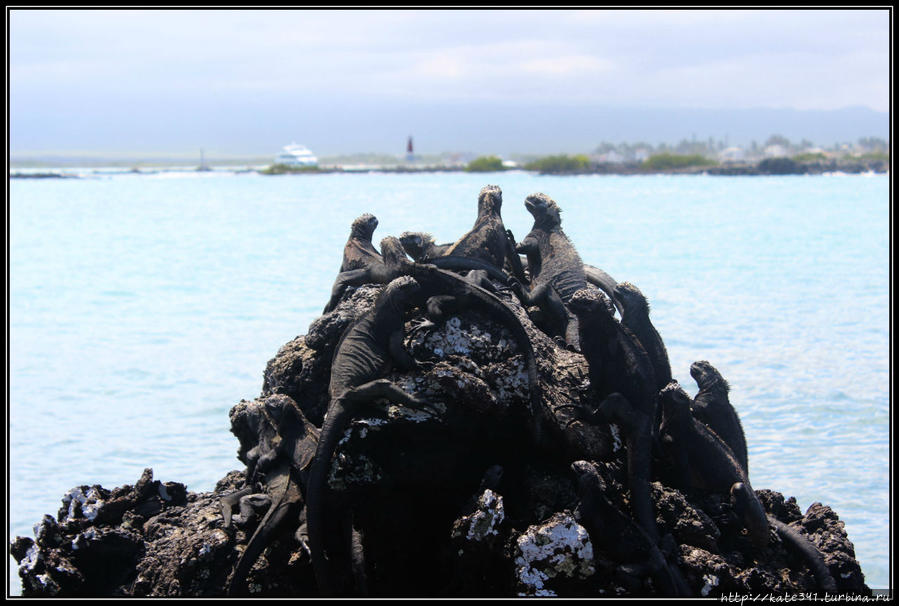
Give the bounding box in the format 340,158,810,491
718,146,746,163
406,136,415,163
596,150,625,163
763,144,788,158
633,148,652,162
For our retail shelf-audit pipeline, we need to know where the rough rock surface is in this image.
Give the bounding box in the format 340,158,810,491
11,275,871,597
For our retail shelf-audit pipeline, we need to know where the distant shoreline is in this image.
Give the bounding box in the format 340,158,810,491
10,159,888,180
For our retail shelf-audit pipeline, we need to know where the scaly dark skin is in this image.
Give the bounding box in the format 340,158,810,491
308,276,435,596
689,360,748,474
568,288,659,543
658,384,837,592
227,397,320,596
323,237,414,314
657,383,768,547
340,214,382,272
399,231,452,262
614,282,672,392
443,185,527,282
571,460,690,597
511,193,587,346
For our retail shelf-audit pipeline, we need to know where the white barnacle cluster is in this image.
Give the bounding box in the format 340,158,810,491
452,489,506,543
61,486,105,522
426,316,472,357
513,512,595,597
421,315,510,362
490,357,528,404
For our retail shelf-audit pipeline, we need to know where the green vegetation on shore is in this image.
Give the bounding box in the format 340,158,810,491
465,156,507,172
523,154,592,174
643,153,716,170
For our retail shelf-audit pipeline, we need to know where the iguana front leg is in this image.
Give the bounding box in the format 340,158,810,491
220,485,258,529
505,229,528,284
323,268,370,313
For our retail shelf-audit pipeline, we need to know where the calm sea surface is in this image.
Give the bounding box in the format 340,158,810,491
8,170,890,592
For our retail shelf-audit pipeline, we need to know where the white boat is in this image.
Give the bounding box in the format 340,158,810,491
274,143,318,167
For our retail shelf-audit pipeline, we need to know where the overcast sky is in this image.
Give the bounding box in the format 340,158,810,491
8,9,891,156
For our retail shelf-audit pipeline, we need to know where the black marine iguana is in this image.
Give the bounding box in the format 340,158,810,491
510,193,588,346
323,236,412,314
399,231,452,262
308,276,435,596
571,459,690,596
656,383,837,592
226,396,320,596
442,184,526,282
614,282,672,392
340,213,382,272
568,288,660,544
689,360,748,474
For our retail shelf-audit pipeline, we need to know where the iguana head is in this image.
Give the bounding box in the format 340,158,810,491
730,481,770,548
569,288,615,322
350,213,379,240
690,360,730,393
477,184,503,216
570,459,606,492
658,381,692,422
382,275,422,308
524,193,562,229
614,282,650,317
399,231,434,262
264,394,303,431
379,236,413,267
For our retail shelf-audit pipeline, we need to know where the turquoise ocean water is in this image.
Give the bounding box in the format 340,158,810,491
8,170,890,593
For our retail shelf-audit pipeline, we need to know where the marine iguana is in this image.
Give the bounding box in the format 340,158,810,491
568,289,660,543
227,396,320,596
442,184,526,282
657,383,836,592
340,213,382,272
510,193,587,346
571,460,690,596
323,236,412,314
399,231,452,262
689,360,748,474
614,282,672,392
656,382,767,546
308,276,435,596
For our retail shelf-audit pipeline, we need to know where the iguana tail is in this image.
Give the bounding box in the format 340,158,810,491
583,264,623,317
308,380,435,596
227,480,300,596
768,516,838,593
307,399,352,596
429,255,511,284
